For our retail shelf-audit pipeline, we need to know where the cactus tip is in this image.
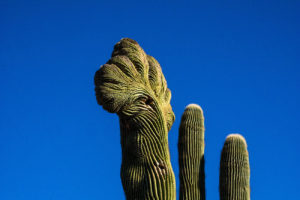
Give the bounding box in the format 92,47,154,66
185,103,203,111
226,134,247,147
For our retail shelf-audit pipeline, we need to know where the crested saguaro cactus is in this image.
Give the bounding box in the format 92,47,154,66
94,38,250,200
94,38,176,199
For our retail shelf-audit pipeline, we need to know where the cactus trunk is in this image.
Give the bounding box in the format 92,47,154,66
219,134,250,200
178,104,206,200
119,107,176,199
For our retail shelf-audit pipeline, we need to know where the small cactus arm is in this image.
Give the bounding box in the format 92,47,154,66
94,38,176,199
219,134,250,200
178,104,206,200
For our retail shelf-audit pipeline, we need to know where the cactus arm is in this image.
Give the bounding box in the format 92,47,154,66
219,134,250,200
94,38,176,199
178,104,206,200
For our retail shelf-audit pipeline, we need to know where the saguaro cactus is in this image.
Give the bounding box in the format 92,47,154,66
94,38,176,199
94,38,250,200
178,107,250,200
219,134,250,200
178,104,205,200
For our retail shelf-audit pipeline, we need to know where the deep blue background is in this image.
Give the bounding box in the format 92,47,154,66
1,1,299,199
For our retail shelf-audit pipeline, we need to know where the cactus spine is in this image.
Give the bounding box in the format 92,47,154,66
219,134,250,200
94,38,251,200
178,104,206,200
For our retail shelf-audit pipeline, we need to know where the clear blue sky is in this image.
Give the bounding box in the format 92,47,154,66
1,0,299,199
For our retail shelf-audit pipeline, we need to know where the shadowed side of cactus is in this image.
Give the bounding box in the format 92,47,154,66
178,104,206,200
94,38,176,199
219,134,250,200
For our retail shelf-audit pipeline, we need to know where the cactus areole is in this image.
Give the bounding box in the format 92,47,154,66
94,38,176,199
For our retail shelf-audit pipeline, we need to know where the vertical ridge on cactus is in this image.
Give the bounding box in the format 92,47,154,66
178,104,206,200
219,134,250,200
94,38,176,199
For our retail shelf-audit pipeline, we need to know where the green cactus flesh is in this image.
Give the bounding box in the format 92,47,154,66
94,38,176,199
94,38,251,200
219,134,250,200
178,104,206,200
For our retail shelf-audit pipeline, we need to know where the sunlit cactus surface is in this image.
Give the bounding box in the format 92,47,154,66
94,38,250,200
